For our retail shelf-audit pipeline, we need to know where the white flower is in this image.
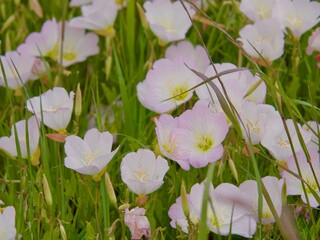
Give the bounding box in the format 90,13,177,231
120,149,169,195
239,18,285,62
0,116,39,159
26,87,74,132
0,206,17,240
144,0,195,42
272,0,320,38
64,128,119,175
240,0,275,22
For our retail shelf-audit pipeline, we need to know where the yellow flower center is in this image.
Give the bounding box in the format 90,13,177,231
83,152,97,165
46,43,59,60
134,169,148,182
171,84,189,101
278,137,290,148
287,14,302,30
197,135,214,152
63,51,77,61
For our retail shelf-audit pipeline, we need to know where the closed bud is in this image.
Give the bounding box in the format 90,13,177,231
59,222,67,240
75,83,82,118
180,180,189,219
1,15,15,34
42,174,52,206
228,158,239,183
136,3,149,30
105,173,118,208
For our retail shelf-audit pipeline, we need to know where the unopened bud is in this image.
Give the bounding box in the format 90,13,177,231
59,222,67,240
118,203,131,211
105,173,118,208
75,83,82,118
136,3,149,30
180,180,189,219
42,174,52,206
228,158,239,183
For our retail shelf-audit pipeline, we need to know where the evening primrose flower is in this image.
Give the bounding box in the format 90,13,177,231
124,207,151,240
302,121,319,150
165,40,210,73
240,176,284,224
120,149,169,195
18,19,99,67
282,148,320,208
240,0,275,22
64,128,119,175
0,116,39,159
143,0,195,43
0,205,17,240
69,0,119,36
272,0,320,38
261,118,312,163
189,182,256,238
307,28,320,55
155,114,190,170
0,51,36,89
239,18,285,62
137,58,199,114
26,87,74,132
175,102,229,168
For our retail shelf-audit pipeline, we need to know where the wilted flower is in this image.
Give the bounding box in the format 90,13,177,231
29,58,48,80
144,0,195,43
120,149,169,195
26,87,74,132
261,118,312,163
124,207,151,240
0,205,17,240
165,40,210,73
69,0,119,36
64,128,119,175
240,0,275,22
174,102,229,168
239,176,284,224
0,51,36,89
239,18,285,62
18,19,99,67
272,0,320,38
282,148,320,208
0,116,39,159
137,58,199,114
189,182,256,237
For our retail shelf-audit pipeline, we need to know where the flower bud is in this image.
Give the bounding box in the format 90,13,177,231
75,83,82,118
105,173,118,208
42,174,52,207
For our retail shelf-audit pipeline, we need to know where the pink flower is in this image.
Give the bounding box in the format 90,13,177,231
272,0,320,38
64,128,119,175
239,176,284,224
239,18,285,62
69,0,119,36
120,149,169,195
26,87,74,132
70,0,92,7
174,102,229,168
240,0,275,22
137,58,199,114
0,51,36,89
307,28,320,55
165,40,210,73
17,19,99,67
0,116,39,159
144,0,195,42
0,205,16,240
124,207,151,240
189,182,256,237
302,121,319,151
155,114,190,170
282,148,320,208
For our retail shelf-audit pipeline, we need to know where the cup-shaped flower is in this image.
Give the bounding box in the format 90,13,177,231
137,58,199,114
239,176,284,224
17,19,99,67
64,128,119,175
0,116,39,159
120,149,169,195
168,195,199,233
0,205,17,240
261,118,312,163
175,102,229,168
69,0,119,36
0,51,36,89
155,114,190,170
272,0,320,38
239,18,285,62
282,148,320,208
124,207,151,240
189,182,256,238
143,0,195,43
26,87,75,132
238,101,280,145
165,40,210,73
240,0,275,22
